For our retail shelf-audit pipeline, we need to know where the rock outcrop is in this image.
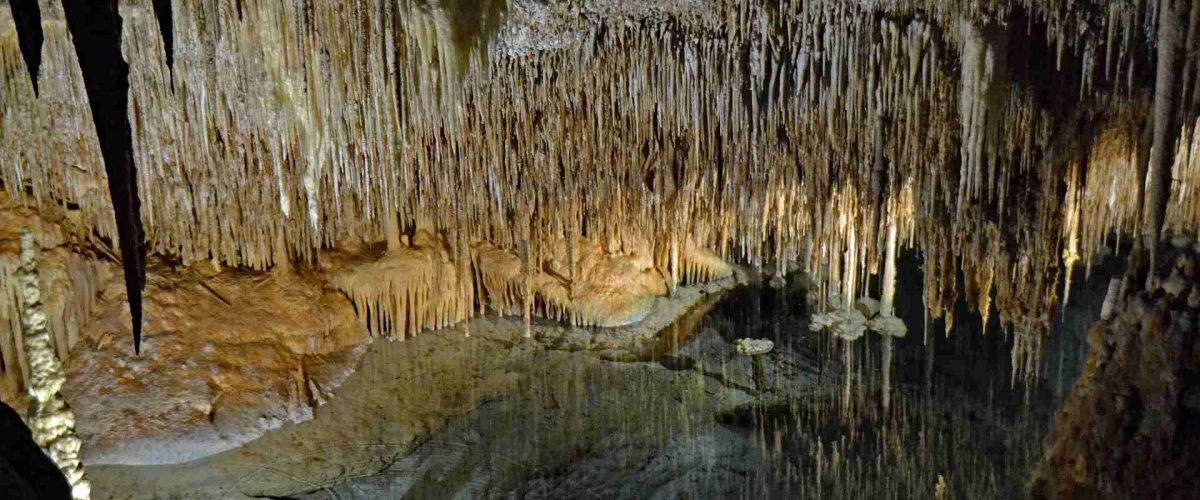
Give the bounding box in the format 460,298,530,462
1033,242,1200,499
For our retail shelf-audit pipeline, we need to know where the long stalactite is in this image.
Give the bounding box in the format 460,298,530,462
58,0,146,354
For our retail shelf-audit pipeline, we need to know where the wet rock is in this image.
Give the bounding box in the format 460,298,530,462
509,425,760,500
558,327,594,351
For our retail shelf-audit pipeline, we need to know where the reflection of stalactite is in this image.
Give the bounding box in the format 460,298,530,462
878,214,899,411
16,229,90,499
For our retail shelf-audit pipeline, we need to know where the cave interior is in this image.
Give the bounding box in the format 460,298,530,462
0,0,1198,498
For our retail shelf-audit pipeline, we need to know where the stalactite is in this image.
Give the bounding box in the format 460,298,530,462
1061,159,1082,307
0,0,1197,376
1165,117,1200,237
59,0,145,354
474,235,721,328
149,0,173,78
331,230,467,339
4,0,41,94
956,16,1008,210
1079,121,1144,275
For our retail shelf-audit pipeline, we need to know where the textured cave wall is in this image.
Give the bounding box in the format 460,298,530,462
0,0,1197,388
0,1,1197,491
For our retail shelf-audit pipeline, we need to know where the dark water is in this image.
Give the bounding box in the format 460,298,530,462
703,249,1123,498
299,249,1123,499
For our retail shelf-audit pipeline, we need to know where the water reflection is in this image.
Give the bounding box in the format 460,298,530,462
299,251,1120,499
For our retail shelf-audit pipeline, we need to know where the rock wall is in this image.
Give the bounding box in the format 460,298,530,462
62,260,369,465
1033,241,1200,498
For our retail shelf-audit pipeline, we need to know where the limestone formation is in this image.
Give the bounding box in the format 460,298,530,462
16,229,90,499
1034,244,1200,498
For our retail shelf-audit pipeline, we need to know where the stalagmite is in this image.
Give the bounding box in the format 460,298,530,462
1100,278,1123,320
16,229,90,499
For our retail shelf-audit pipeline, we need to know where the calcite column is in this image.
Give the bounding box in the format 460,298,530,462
17,228,90,499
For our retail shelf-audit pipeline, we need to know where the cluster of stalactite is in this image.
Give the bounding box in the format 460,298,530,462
1,0,1198,377
331,230,470,339
334,230,732,339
